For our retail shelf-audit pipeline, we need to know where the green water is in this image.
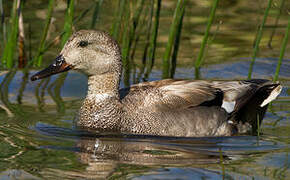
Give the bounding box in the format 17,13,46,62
0,0,289,179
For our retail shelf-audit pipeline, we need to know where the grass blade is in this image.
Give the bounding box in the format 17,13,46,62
247,0,273,79
90,0,103,29
1,0,20,68
111,0,126,40
61,0,74,48
145,0,161,79
162,0,187,78
268,0,285,49
194,0,219,69
170,6,185,78
0,0,6,44
273,17,289,82
121,1,130,87
34,0,54,67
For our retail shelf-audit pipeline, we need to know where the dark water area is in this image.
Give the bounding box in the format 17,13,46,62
0,0,289,179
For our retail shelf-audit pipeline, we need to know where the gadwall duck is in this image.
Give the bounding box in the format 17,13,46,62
31,30,282,137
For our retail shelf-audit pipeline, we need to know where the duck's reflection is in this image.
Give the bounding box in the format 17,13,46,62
75,136,225,179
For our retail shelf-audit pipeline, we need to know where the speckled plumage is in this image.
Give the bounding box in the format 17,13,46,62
35,30,283,137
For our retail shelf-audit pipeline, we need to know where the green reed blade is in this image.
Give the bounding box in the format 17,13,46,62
28,23,32,61
18,4,26,69
0,0,6,44
194,0,219,69
145,0,161,79
28,3,90,68
170,5,185,78
73,6,92,25
61,0,74,48
162,0,187,78
247,0,273,79
129,0,145,43
111,0,126,40
1,0,19,68
34,0,55,67
139,0,154,81
121,1,130,87
129,0,146,62
121,2,130,62
273,17,289,82
91,0,103,29
268,0,285,48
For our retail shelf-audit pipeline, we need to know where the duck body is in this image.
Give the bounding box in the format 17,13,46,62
31,30,282,137
77,78,281,137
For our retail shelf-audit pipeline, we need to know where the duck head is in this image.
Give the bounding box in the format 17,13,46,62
31,30,122,81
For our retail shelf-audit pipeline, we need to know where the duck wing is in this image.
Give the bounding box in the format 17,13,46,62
120,79,223,111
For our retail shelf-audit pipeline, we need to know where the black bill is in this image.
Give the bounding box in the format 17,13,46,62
30,55,72,81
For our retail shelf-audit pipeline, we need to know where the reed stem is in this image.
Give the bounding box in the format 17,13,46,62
145,0,161,79
170,6,185,78
1,0,19,68
61,0,74,48
247,0,273,79
122,1,130,87
0,0,6,43
91,0,103,29
162,0,187,78
268,0,285,49
34,0,55,67
194,0,219,69
273,17,290,82
111,0,126,40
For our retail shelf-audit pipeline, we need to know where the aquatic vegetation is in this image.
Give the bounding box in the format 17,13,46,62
34,0,55,67
274,18,289,82
194,0,219,71
247,0,273,79
162,0,187,78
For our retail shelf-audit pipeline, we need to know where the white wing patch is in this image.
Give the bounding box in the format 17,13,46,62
222,101,236,113
260,85,282,107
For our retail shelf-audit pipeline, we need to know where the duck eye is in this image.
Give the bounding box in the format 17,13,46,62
78,41,89,47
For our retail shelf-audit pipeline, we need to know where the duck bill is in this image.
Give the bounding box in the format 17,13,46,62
31,55,72,81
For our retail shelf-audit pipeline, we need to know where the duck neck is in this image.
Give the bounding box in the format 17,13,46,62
87,73,120,100
79,73,122,131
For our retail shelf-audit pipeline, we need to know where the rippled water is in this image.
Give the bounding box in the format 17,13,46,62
1,0,290,179
0,58,289,179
